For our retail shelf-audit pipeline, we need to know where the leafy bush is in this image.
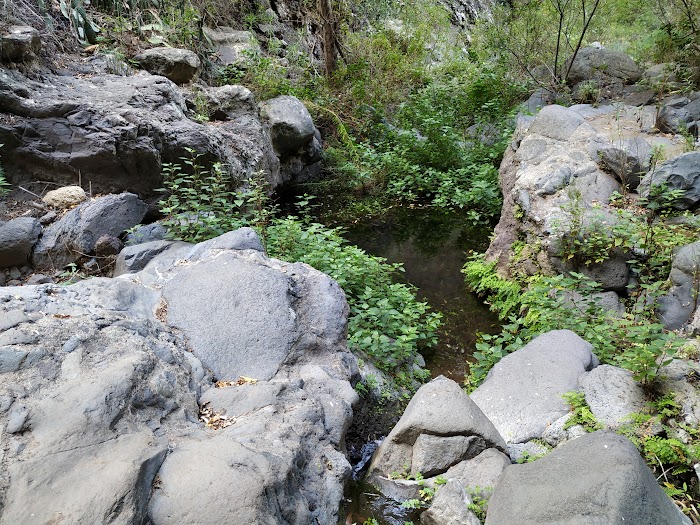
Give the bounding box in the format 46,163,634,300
158,154,440,381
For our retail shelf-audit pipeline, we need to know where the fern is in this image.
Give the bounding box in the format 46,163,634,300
462,253,522,319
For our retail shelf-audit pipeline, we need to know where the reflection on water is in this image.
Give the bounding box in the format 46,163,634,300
345,206,500,382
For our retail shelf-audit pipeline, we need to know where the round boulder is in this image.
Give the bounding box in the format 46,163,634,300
134,48,200,85
0,217,42,268
259,95,317,156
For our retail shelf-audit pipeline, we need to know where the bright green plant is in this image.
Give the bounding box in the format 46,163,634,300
562,391,603,432
466,487,492,522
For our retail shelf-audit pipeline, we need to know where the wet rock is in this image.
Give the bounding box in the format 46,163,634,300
0,26,40,62
0,217,41,268
471,330,598,444
134,47,200,84
485,431,691,525
42,185,87,208
32,193,148,270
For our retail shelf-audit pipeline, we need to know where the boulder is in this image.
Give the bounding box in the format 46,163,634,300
124,222,169,245
203,27,260,66
443,448,511,496
598,136,652,190
471,330,598,444
200,84,257,120
485,431,691,525
1,229,360,524
566,47,642,85
657,240,700,330
0,217,41,268
420,480,482,525
42,185,87,208
578,365,647,428
134,47,201,84
527,104,584,142
32,193,148,269
639,152,700,210
260,95,317,156
367,376,506,488
656,360,700,428
0,25,40,62
656,97,700,134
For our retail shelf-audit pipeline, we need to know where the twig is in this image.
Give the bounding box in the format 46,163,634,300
18,186,43,199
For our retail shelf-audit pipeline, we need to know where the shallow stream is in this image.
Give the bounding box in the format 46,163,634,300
336,205,500,524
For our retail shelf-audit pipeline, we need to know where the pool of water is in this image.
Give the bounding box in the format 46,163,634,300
344,205,501,382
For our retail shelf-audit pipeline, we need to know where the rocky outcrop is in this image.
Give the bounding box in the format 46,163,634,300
471,330,598,444
0,228,359,524
0,66,320,196
485,431,691,525
657,240,700,330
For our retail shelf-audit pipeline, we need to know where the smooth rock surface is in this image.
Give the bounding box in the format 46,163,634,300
471,330,598,444
421,480,482,525
485,431,690,525
578,364,647,427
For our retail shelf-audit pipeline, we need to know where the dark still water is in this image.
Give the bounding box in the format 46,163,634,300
344,205,501,382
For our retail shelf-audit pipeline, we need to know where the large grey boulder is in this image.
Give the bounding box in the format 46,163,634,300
1,228,360,524
442,448,511,497
567,47,642,85
260,95,318,156
0,217,41,268
134,47,201,84
578,364,647,428
639,152,700,210
527,104,584,141
32,193,148,270
0,25,40,62
471,330,598,444
657,240,700,330
367,376,506,493
485,431,691,525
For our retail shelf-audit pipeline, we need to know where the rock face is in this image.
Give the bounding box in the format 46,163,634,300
639,152,700,210
471,330,598,444
135,47,201,84
0,67,309,196
0,217,41,268
0,228,359,524
657,240,700,330
366,376,506,499
32,192,149,270
0,26,40,62
485,431,691,525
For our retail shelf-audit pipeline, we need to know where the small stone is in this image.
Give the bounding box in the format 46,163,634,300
26,274,53,285
8,267,21,280
6,404,29,433
42,186,87,209
95,235,123,257
39,211,58,225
